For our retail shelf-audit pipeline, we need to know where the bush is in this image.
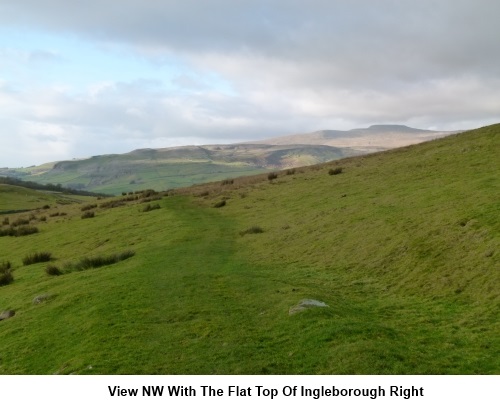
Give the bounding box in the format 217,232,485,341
268,172,278,180
240,226,264,236
286,168,296,175
81,211,95,219
221,179,234,185
45,264,62,276
23,252,52,266
328,167,343,175
213,200,226,208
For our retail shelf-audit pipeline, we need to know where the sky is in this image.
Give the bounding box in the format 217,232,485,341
1,1,499,167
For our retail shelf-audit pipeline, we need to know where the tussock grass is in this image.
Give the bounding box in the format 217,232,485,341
328,167,343,175
81,211,95,219
213,200,226,208
23,252,52,266
141,203,160,212
45,264,62,276
67,250,135,272
81,204,97,212
0,261,13,286
0,226,39,237
239,226,264,236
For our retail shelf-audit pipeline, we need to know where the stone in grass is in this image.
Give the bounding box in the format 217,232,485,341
32,293,55,305
289,299,328,315
0,309,15,321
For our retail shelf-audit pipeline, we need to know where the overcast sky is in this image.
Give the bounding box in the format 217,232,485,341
1,0,499,167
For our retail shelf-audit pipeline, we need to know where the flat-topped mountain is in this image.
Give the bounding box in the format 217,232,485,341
256,124,456,151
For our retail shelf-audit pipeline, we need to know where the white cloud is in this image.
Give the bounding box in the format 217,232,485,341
0,1,499,166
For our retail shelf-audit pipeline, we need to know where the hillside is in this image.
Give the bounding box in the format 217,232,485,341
0,124,498,374
0,184,95,214
2,143,359,195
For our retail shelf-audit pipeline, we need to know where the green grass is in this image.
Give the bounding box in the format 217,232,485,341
0,124,498,374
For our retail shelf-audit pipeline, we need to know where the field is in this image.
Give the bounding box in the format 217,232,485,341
0,124,498,374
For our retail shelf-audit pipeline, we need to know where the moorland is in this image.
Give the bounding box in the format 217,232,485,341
0,124,498,374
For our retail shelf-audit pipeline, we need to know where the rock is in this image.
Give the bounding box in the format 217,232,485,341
0,309,15,321
32,294,54,304
289,299,328,315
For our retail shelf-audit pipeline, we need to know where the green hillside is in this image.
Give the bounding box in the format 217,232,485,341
0,184,94,214
3,144,358,195
0,124,498,374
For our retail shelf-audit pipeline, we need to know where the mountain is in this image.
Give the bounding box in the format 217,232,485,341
1,125,457,195
0,123,497,374
256,124,456,151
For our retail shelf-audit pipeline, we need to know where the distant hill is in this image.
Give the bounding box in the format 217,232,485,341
1,125,457,195
2,143,361,195
257,124,457,152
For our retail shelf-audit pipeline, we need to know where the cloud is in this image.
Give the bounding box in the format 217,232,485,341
0,1,499,166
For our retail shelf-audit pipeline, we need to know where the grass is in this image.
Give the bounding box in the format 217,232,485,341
0,261,13,286
23,252,52,266
0,124,498,374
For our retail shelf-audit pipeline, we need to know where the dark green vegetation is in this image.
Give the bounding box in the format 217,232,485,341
0,124,498,374
22,252,52,266
2,144,360,195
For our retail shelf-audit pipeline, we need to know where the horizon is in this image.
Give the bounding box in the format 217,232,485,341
3,122,464,169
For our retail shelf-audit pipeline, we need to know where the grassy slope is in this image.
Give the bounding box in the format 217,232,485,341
0,184,93,213
0,124,498,374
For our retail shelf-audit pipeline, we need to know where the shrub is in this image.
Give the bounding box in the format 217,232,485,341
42,204,51,209
240,226,264,236
45,264,62,276
213,200,226,208
328,167,343,175
268,172,278,180
49,212,60,217
39,216,47,222
221,179,234,185
286,168,296,175
23,252,52,266
1,217,8,226
81,211,95,219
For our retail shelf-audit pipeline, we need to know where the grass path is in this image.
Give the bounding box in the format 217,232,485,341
1,195,498,374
